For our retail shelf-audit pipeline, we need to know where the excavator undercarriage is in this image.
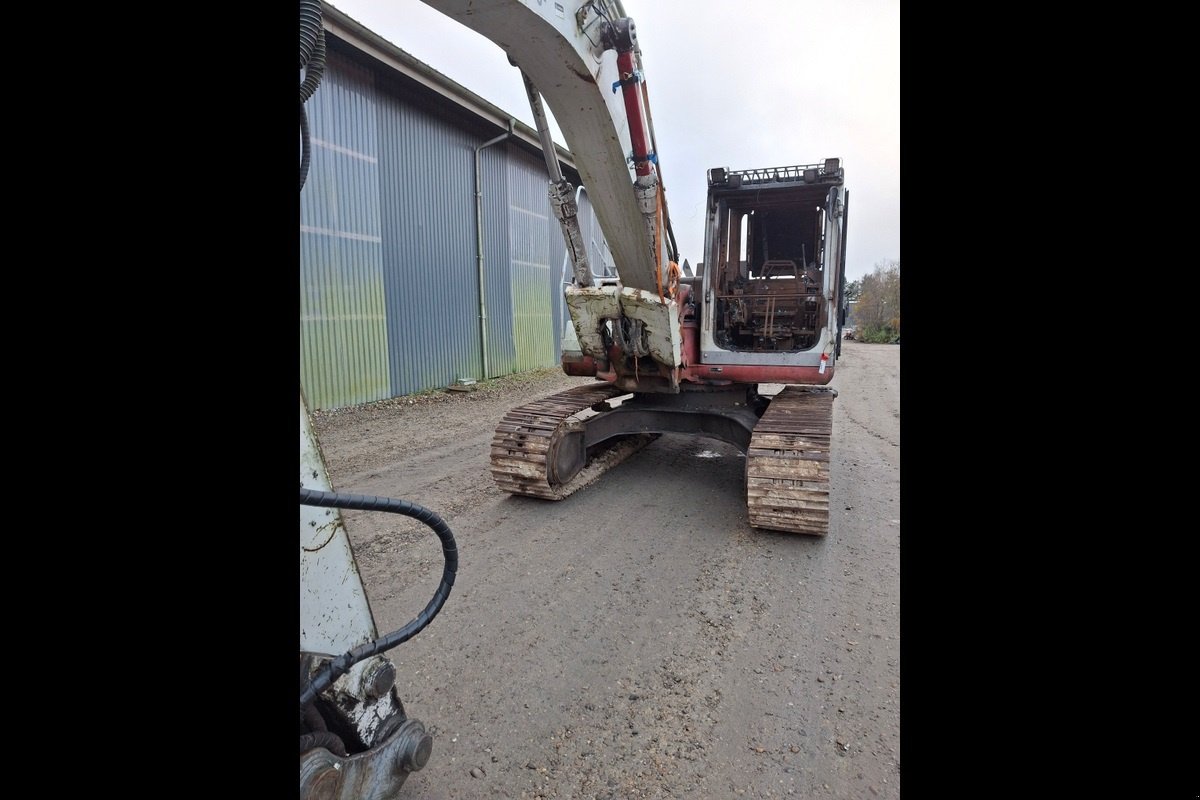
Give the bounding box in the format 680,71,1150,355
490,382,835,535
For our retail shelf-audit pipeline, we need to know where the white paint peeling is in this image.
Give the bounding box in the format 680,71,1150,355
565,285,620,359
618,288,682,368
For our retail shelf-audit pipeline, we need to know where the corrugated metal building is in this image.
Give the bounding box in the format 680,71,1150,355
301,6,590,410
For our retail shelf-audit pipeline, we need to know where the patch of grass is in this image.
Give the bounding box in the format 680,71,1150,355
857,325,900,344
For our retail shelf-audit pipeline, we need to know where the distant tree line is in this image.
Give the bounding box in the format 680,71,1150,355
848,259,899,343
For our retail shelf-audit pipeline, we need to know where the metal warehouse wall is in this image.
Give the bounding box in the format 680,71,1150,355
475,142,560,379
300,40,575,410
300,52,389,411
506,152,556,373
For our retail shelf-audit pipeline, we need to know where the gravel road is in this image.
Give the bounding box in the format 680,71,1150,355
311,339,900,799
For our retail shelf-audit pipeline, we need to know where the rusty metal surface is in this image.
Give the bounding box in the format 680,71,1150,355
299,717,432,800
681,363,834,386
491,383,654,499
745,387,835,535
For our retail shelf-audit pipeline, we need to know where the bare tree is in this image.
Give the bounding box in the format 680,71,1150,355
855,259,900,341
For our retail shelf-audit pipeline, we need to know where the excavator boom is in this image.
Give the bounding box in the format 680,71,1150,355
421,0,670,294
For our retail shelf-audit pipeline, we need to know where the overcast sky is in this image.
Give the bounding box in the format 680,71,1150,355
326,0,899,282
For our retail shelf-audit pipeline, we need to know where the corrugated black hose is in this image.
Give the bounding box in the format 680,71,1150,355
298,488,459,711
300,27,326,104
299,0,323,69
299,1,325,191
300,104,311,192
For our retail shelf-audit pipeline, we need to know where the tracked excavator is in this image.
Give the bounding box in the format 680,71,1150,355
421,0,850,535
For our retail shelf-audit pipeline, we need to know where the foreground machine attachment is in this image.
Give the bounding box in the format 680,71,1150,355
746,387,834,535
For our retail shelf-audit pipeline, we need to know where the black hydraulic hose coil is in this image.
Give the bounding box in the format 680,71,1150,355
300,27,326,104
299,0,323,68
298,488,458,710
299,2,324,191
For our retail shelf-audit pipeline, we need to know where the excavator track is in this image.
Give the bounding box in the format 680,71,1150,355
746,386,835,535
491,383,657,500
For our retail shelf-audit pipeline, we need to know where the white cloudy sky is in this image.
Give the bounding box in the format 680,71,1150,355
325,0,899,282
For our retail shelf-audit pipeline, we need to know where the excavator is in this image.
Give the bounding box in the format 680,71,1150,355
423,0,850,536
298,1,847,797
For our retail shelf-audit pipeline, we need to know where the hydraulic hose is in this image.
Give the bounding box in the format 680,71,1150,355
298,488,458,711
299,1,325,191
300,27,326,104
630,33,679,264
300,104,311,191
299,0,323,68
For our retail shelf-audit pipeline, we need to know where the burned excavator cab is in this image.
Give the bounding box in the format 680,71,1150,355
702,162,847,356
